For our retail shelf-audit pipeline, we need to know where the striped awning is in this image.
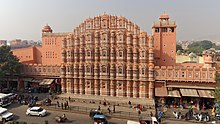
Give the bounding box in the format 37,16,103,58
39,79,54,85
197,90,214,98
168,90,181,97
155,87,167,97
180,89,199,97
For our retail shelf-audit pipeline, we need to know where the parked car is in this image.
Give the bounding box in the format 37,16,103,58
0,107,13,122
26,107,47,117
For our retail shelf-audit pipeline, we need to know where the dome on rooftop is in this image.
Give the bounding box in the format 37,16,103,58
159,13,169,20
42,24,53,33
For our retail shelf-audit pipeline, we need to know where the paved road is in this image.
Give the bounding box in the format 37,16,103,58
7,103,127,124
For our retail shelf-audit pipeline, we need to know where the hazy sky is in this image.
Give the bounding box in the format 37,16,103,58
1,0,220,42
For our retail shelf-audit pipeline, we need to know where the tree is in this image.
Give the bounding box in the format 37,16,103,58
214,72,220,104
187,40,215,56
0,46,21,79
176,44,183,52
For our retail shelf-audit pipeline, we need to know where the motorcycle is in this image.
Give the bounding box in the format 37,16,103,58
173,111,183,120
54,116,69,123
193,112,210,122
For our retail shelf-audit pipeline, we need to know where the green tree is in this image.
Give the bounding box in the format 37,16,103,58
214,72,220,104
187,40,215,56
0,46,21,79
176,44,183,52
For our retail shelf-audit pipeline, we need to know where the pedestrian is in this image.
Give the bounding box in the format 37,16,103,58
66,101,69,107
150,111,153,117
64,102,67,110
138,109,141,115
113,105,115,113
61,102,63,109
57,101,60,107
103,98,107,106
128,101,132,108
69,96,71,102
108,106,111,114
98,105,101,111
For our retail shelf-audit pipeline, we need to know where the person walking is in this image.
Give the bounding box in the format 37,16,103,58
108,106,111,114
98,105,101,111
113,105,116,113
69,96,71,102
61,102,64,109
64,102,67,110
66,101,69,108
57,101,60,107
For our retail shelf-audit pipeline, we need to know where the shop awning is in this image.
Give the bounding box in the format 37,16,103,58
197,90,214,98
39,79,54,85
168,90,181,97
32,79,43,83
22,78,33,82
166,85,215,90
180,89,199,97
155,87,167,97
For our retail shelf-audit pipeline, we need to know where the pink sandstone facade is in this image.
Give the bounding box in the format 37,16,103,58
12,13,216,101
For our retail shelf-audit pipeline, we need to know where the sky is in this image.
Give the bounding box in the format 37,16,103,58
0,0,220,42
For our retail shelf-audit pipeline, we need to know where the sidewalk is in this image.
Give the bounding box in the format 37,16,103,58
47,93,156,120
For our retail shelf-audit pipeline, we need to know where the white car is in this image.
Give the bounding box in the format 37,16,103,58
26,107,47,117
0,107,13,121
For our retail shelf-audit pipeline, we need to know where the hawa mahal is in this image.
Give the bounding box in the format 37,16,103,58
12,13,216,105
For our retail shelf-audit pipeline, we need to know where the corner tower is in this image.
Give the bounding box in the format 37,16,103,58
152,13,177,66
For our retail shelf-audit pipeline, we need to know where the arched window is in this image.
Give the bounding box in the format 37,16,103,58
86,66,90,73
102,50,107,56
118,67,123,74
119,50,123,57
87,50,91,57
102,66,106,73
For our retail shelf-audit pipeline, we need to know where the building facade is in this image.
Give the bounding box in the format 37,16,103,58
12,13,216,104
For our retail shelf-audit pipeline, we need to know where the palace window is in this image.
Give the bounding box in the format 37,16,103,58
209,72,213,78
182,72,185,77
170,27,174,32
102,66,106,73
155,71,159,76
168,72,172,77
118,67,123,74
188,72,192,77
142,68,145,75
86,67,90,73
87,51,91,57
162,28,167,32
102,50,107,56
119,50,123,57
162,72,165,77
155,28,159,32
195,72,199,78
202,72,206,78
142,51,145,57
175,72,178,77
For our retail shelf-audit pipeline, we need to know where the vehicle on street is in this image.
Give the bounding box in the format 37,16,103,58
89,109,103,119
26,106,47,117
0,93,12,107
54,114,69,123
0,107,13,122
93,114,108,124
127,117,159,124
42,98,51,106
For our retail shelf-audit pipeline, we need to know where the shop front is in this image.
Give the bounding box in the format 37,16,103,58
155,86,215,110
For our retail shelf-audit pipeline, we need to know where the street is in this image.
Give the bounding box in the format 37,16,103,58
7,103,128,124
6,103,206,124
